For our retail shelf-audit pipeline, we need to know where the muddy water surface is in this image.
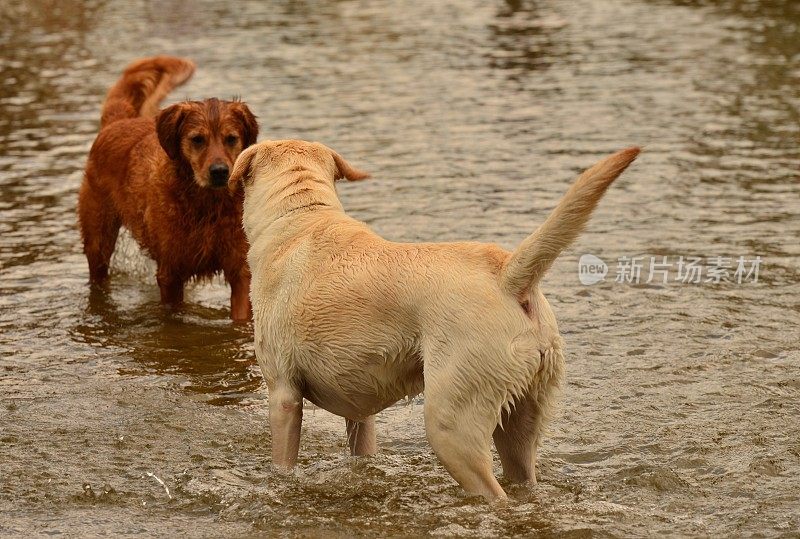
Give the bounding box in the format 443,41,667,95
1,0,799,536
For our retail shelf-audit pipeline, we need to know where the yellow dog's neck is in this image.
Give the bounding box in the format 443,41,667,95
242,165,345,244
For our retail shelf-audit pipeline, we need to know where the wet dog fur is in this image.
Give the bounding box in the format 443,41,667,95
229,140,639,498
78,56,258,320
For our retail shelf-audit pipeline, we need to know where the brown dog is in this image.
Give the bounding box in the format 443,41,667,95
78,56,258,320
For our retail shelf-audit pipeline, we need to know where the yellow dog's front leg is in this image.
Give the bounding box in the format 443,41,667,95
269,382,303,468
346,416,377,456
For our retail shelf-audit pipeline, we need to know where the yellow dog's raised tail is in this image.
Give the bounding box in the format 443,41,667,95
499,147,640,298
100,55,195,129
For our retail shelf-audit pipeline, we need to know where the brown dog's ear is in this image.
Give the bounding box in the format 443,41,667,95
156,103,188,160
231,102,259,148
228,145,258,192
331,150,369,181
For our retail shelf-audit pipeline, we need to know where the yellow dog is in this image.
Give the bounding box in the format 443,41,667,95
229,140,639,499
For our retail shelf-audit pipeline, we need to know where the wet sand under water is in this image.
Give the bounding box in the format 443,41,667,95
1,0,799,536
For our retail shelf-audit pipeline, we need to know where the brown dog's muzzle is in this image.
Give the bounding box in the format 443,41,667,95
209,162,230,188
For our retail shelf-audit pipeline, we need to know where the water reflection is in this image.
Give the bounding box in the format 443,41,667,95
74,278,260,406
487,0,564,75
1,0,799,535
0,1,100,141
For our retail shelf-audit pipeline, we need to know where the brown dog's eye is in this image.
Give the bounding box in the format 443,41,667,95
190,135,205,146
225,135,238,147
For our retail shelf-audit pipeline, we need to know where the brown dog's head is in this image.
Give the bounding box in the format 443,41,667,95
228,140,369,192
156,98,258,189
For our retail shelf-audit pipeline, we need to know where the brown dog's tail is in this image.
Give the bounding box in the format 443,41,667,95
499,147,640,298
100,55,195,129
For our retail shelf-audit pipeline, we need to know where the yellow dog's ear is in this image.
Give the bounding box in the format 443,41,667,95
228,145,258,192
331,150,369,181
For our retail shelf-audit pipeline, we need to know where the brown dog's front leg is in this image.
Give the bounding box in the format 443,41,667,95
156,269,184,307
269,383,303,468
227,271,252,322
346,416,377,456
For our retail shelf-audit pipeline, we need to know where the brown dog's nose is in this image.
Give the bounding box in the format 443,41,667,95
209,163,229,187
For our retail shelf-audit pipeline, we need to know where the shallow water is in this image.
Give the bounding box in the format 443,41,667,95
1,0,799,536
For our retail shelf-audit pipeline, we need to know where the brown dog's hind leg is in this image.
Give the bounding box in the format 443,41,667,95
269,382,303,468
346,415,377,456
78,181,121,284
